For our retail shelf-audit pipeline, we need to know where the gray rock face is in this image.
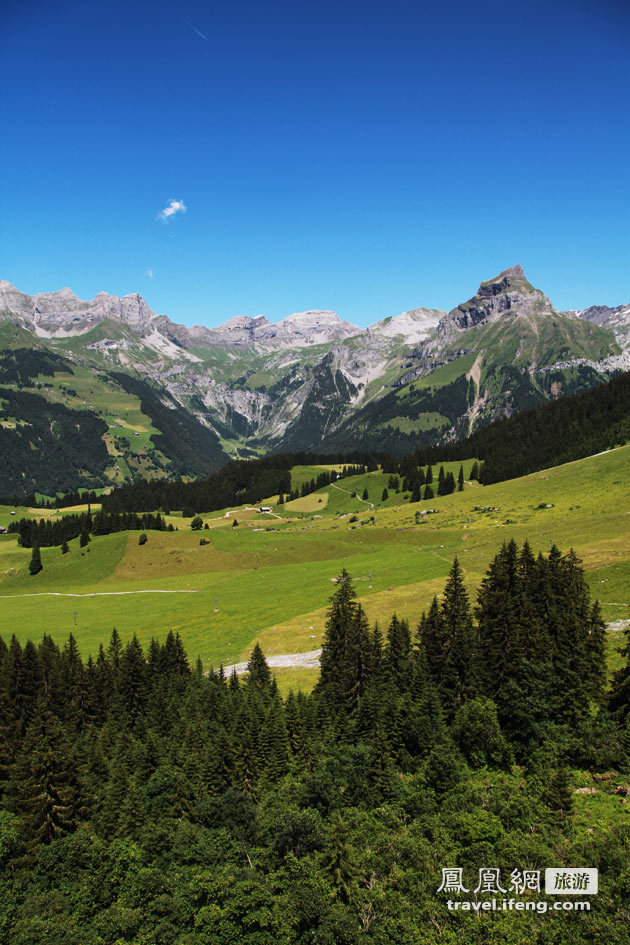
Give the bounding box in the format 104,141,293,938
0,268,625,461
0,281,160,337
438,264,553,336
566,302,630,352
202,310,362,350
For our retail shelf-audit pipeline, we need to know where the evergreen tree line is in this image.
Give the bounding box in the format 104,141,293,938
404,369,630,483
0,542,629,942
381,462,468,501
9,510,174,548
99,453,381,515
283,465,367,503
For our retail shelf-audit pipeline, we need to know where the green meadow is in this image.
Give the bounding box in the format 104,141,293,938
0,445,628,693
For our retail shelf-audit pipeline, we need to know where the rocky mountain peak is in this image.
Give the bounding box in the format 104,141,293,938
284,309,340,324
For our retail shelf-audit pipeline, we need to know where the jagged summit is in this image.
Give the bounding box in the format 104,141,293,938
437,264,553,336
485,263,526,283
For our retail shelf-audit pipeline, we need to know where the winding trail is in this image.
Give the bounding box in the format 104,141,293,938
330,482,375,509
223,507,282,520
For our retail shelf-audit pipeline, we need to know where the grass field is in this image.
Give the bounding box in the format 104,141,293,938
0,446,628,694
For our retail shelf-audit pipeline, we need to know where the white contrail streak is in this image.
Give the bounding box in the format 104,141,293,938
184,19,208,40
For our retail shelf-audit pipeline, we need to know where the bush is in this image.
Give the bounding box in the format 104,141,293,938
138,533,148,545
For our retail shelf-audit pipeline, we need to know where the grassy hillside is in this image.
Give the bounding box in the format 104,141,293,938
0,446,628,695
0,347,229,494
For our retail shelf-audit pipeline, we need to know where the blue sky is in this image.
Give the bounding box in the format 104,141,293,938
2,0,629,327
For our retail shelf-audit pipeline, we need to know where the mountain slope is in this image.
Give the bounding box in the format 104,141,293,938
0,267,626,492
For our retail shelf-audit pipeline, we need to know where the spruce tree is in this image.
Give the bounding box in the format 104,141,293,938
79,528,90,548
418,597,445,687
11,710,87,848
116,635,148,725
457,465,464,491
423,484,434,500
439,557,478,719
585,600,607,702
381,488,389,501
322,814,356,902
545,767,573,815
246,643,271,689
610,623,630,724
341,604,372,715
362,487,369,501
315,570,358,703
61,540,69,555
29,545,43,576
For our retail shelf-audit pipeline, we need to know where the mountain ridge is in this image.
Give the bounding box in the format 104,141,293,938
0,266,627,494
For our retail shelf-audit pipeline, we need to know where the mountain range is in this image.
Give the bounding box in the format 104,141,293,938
0,265,628,495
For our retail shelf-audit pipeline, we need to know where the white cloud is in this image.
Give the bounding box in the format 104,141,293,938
145,268,153,278
157,199,187,222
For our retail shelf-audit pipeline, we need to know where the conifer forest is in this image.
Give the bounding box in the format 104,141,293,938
1,542,628,943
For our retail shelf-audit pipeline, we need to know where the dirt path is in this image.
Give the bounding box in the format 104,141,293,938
223,648,322,675
223,507,282,519
331,482,375,509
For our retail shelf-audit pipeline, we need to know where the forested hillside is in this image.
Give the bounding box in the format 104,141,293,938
0,544,628,943
411,369,630,484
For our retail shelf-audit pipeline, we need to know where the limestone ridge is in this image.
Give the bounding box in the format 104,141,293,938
565,302,630,356
0,268,626,474
422,264,555,354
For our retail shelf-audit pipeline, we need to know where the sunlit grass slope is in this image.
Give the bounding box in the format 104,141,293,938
0,447,627,694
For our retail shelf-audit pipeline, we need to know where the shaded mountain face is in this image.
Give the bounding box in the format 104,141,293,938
0,267,626,493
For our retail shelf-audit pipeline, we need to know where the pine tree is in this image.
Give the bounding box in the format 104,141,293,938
425,465,433,484
316,570,358,703
29,545,43,576
470,461,479,481
610,623,630,724
439,558,478,719
418,597,445,687
368,725,395,796
116,635,148,724
618,719,630,774
457,465,464,491
61,540,69,554
585,600,607,702
341,604,372,715
362,488,369,501
232,518,239,527
545,767,573,815
11,711,87,848
381,488,389,501
246,643,271,689
260,700,289,781
231,703,258,794
423,484,434,500
79,528,90,548
385,614,412,690
322,814,356,902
